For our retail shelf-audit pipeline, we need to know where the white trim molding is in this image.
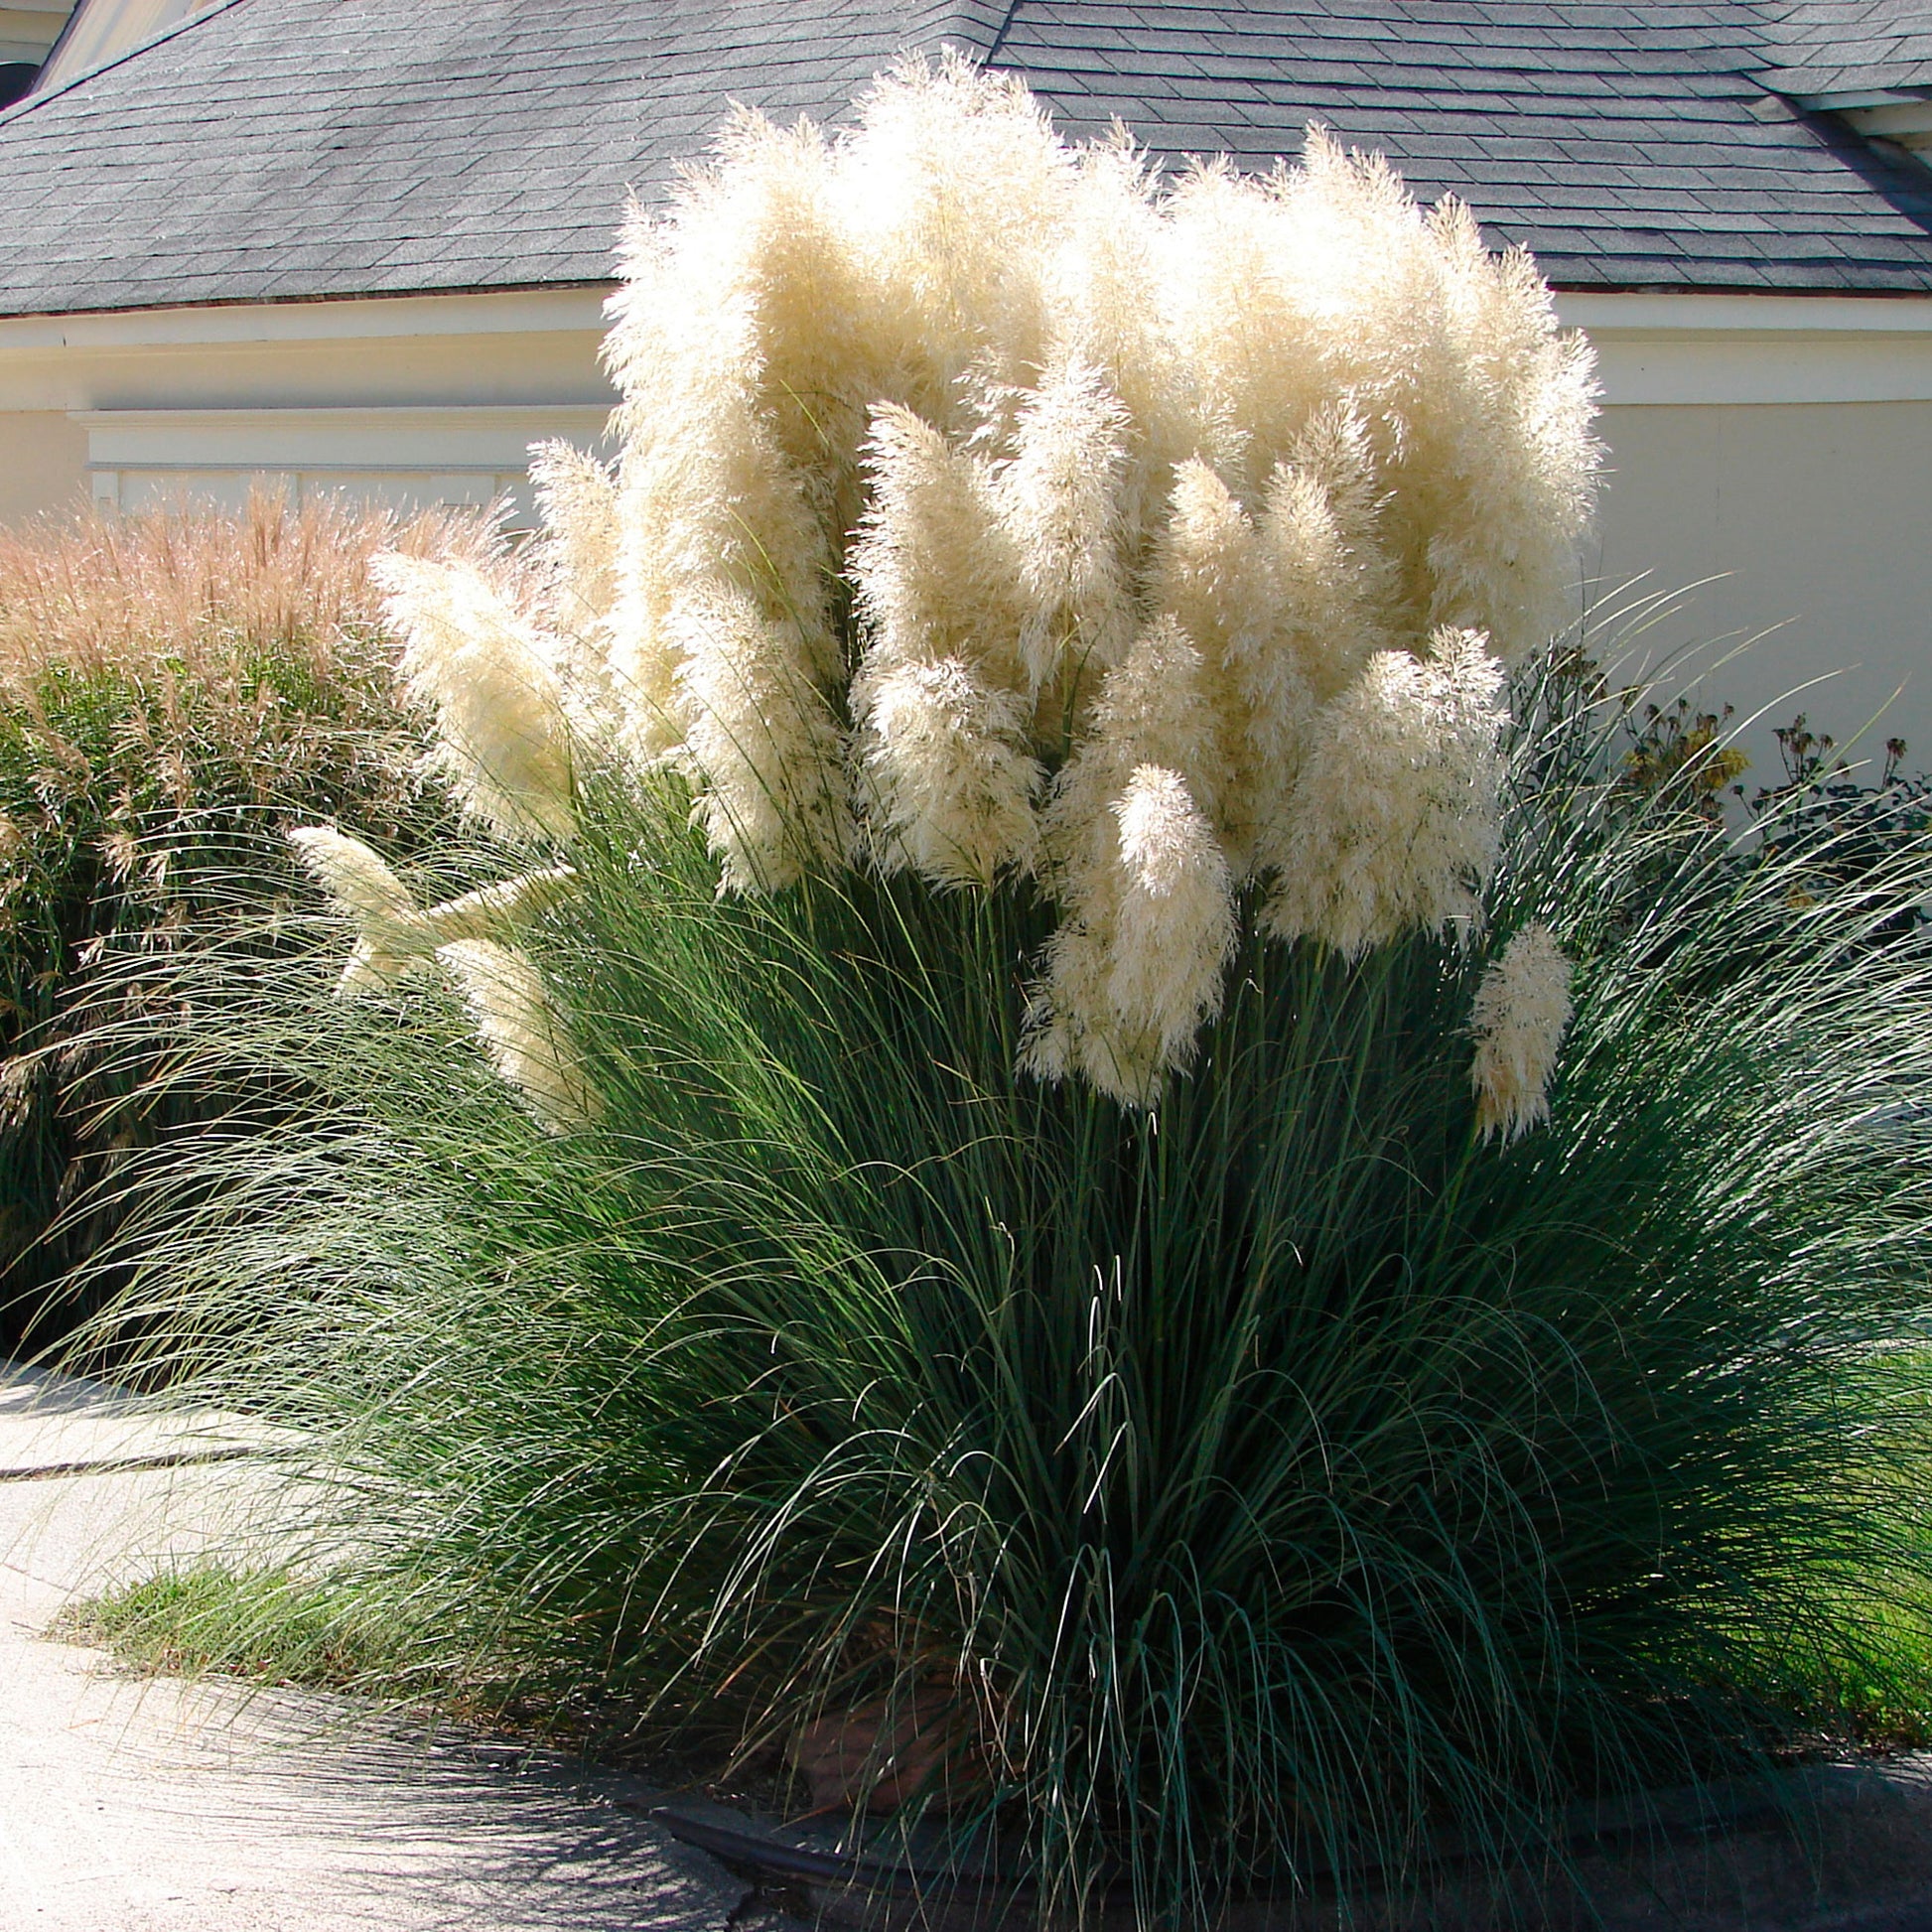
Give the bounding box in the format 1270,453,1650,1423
0,288,617,415
2,283,1931,524
1555,290,1932,406
0,284,1924,421
0,286,614,355
77,402,613,516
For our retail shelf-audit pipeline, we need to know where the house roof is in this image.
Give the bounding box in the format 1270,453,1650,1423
1758,0,1932,101
0,0,1929,320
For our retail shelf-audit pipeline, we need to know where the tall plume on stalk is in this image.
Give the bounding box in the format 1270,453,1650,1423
367,56,1599,1105
1468,922,1575,1143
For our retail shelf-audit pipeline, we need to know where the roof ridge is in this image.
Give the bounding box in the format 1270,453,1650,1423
0,0,250,131
899,0,1015,61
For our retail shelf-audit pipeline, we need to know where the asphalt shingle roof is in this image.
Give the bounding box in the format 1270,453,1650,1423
0,0,1928,318
1760,0,1932,98
1000,0,1932,292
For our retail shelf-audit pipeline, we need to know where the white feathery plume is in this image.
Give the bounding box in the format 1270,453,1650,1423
289,828,579,998
840,54,1070,430
329,938,411,1003
1023,765,1234,1106
848,404,1028,694
606,200,853,796
674,586,855,892
422,867,579,944
852,655,1041,885
436,938,599,1133
602,525,693,773
994,356,1134,692
632,387,839,681
373,554,575,843
287,826,430,997
286,826,417,932
1048,134,1193,546
1159,159,1326,496
1154,461,1311,874
1252,132,1463,638
605,104,883,551
1156,461,1269,666
1264,627,1506,957
1107,763,1237,1068
661,106,885,510
1468,922,1574,1143
1027,621,1233,1101
529,440,621,642
529,442,626,757
382,66,1601,1094
1276,133,1597,661
847,404,1041,882
600,112,859,794
1404,203,1600,661
1260,403,1393,704
1017,919,1096,1090
598,209,698,771
1056,615,1230,840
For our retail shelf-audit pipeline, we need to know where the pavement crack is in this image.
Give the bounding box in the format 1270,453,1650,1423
0,1444,275,1482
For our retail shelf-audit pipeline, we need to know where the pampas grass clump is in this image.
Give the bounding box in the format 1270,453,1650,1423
94,679,1932,1923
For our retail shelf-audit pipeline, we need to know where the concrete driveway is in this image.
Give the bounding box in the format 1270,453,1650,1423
0,1362,751,1932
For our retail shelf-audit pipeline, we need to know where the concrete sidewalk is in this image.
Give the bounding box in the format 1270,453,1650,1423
0,1361,751,1932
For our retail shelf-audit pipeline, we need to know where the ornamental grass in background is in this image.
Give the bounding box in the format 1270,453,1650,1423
76,62,1932,1927
0,493,462,1349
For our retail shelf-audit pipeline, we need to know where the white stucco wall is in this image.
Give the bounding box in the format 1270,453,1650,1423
0,284,1927,774
1561,292,1932,779
1589,398,1932,773
0,407,84,522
